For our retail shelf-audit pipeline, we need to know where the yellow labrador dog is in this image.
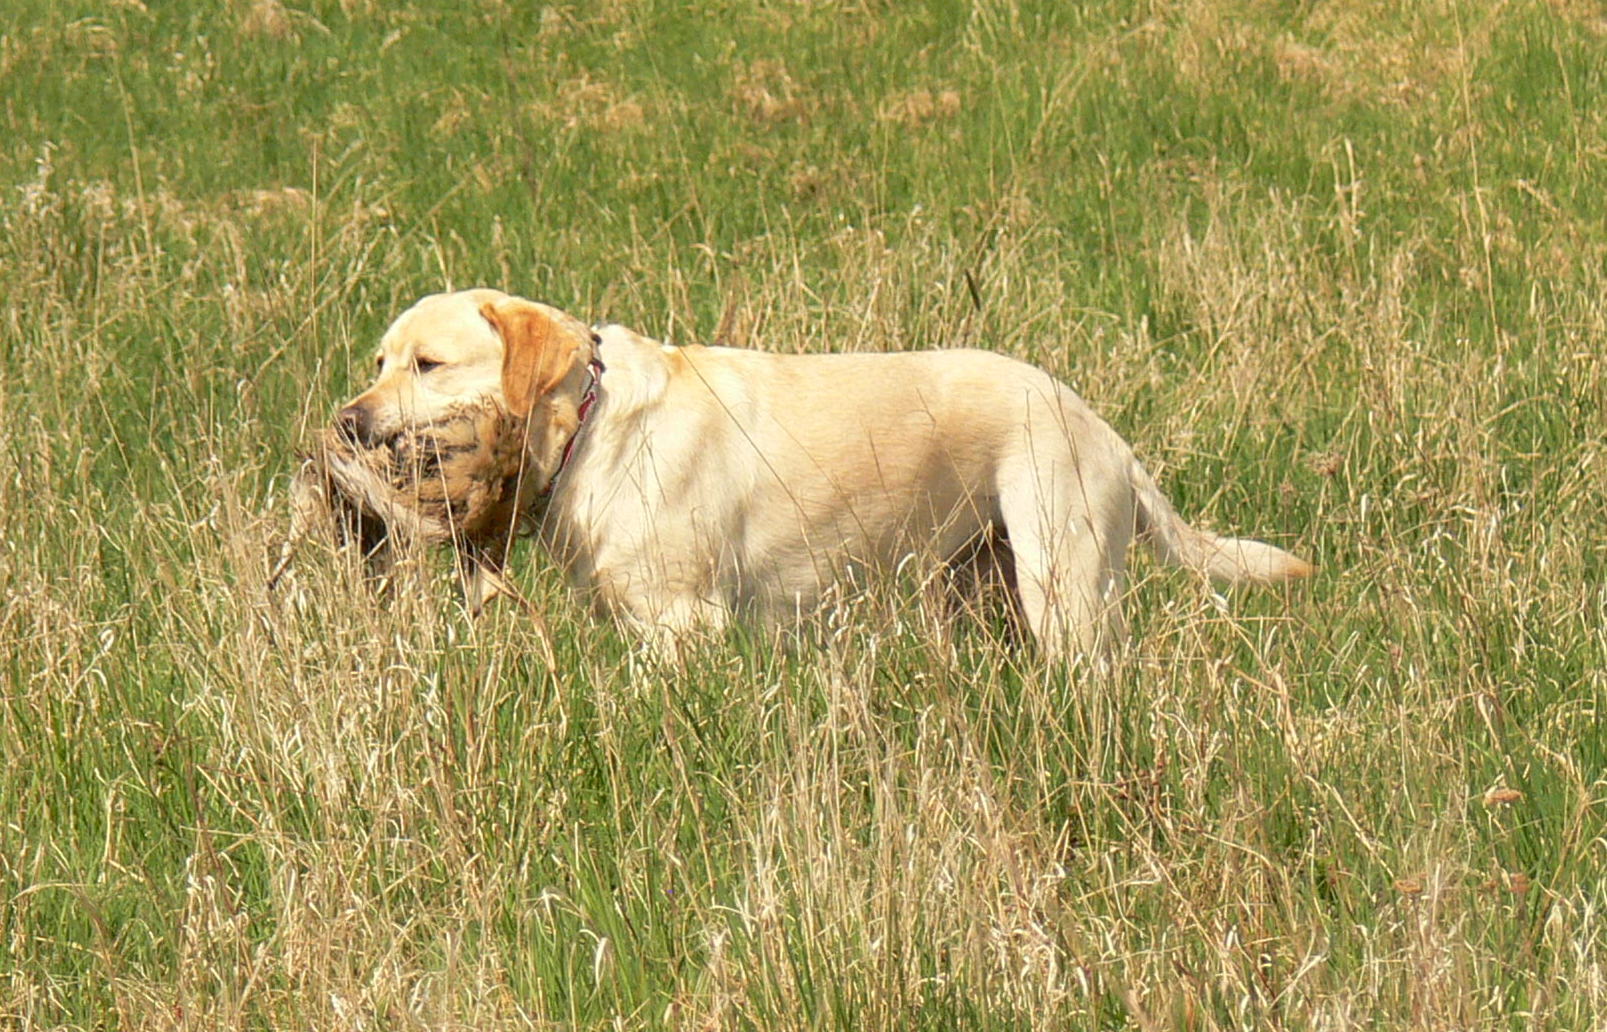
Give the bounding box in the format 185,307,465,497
336,289,1311,662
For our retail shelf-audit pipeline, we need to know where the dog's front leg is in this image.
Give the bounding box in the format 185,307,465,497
458,540,513,616
608,586,732,662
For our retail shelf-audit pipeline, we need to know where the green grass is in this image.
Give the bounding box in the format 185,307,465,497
3,0,1606,1027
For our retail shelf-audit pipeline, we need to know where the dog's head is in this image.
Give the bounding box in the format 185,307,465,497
338,289,595,448
316,290,597,551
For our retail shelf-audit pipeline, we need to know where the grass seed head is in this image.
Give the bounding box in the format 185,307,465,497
1482,787,1523,808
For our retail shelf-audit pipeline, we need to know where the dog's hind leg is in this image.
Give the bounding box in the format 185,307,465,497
995,453,1133,670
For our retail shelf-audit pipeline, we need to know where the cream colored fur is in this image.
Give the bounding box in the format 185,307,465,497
338,289,1313,663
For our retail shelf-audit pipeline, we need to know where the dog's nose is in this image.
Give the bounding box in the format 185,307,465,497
336,404,374,445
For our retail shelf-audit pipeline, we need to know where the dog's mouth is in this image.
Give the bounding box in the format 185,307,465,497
304,399,533,546
332,417,448,463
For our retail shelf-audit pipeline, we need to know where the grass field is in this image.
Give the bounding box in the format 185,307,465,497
3,0,1606,1027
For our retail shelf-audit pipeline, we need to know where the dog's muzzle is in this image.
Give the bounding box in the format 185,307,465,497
336,403,378,447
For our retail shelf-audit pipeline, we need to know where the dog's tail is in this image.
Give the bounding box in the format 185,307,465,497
1130,457,1314,586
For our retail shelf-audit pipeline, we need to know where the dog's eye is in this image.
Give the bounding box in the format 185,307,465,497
415,358,442,374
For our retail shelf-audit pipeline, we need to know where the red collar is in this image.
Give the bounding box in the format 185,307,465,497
544,355,605,494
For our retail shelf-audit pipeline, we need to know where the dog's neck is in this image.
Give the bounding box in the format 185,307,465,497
544,354,605,493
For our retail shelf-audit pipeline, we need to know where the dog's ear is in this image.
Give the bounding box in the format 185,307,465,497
479,297,587,419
